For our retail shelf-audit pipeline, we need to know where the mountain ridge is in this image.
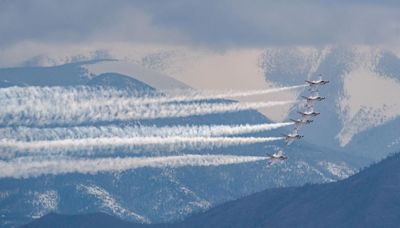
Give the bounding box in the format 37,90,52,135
22,151,400,228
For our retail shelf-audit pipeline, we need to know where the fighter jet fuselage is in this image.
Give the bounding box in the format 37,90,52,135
305,80,329,86
297,111,320,117
291,118,313,124
267,151,287,161
302,95,325,101
305,75,329,93
282,133,304,140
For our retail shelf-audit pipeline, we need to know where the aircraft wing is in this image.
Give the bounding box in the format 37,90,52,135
286,139,294,145
267,160,278,166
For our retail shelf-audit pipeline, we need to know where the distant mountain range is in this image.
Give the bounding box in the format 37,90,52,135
175,151,400,228
118,46,400,161
0,59,368,227
23,151,400,228
262,47,400,161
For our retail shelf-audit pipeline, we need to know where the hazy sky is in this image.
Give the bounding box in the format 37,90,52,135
1,0,400,48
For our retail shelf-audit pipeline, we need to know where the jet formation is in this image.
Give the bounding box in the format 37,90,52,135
268,74,329,164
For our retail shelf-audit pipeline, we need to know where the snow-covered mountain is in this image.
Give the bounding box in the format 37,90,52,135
0,60,367,227
87,45,399,160
169,150,400,228
22,149,400,228
260,46,400,160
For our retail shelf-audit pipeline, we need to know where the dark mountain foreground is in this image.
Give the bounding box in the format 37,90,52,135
21,212,149,228
23,151,400,228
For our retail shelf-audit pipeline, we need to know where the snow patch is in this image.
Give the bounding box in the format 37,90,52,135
31,190,59,218
337,65,400,146
387,136,400,148
78,184,150,224
295,161,334,182
262,46,330,79
318,161,355,179
162,170,211,212
0,191,11,200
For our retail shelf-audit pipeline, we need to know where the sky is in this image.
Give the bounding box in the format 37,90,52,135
1,0,400,126
1,0,400,49
0,1,399,155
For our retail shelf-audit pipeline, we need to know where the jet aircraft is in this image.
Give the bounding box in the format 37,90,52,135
267,150,287,165
306,74,330,93
282,133,304,145
298,110,320,118
302,95,325,102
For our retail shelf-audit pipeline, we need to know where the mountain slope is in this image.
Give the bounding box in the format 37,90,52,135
21,212,147,228
86,72,156,95
176,151,400,228
260,47,400,160
22,151,400,228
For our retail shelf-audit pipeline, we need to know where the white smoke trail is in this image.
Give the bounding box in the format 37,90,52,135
0,136,283,157
0,84,305,107
154,84,306,103
0,100,295,126
0,154,268,179
0,122,293,141
0,86,130,102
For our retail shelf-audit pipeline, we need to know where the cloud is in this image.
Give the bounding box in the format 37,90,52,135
1,0,399,48
142,0,400,47
0,0,185,47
